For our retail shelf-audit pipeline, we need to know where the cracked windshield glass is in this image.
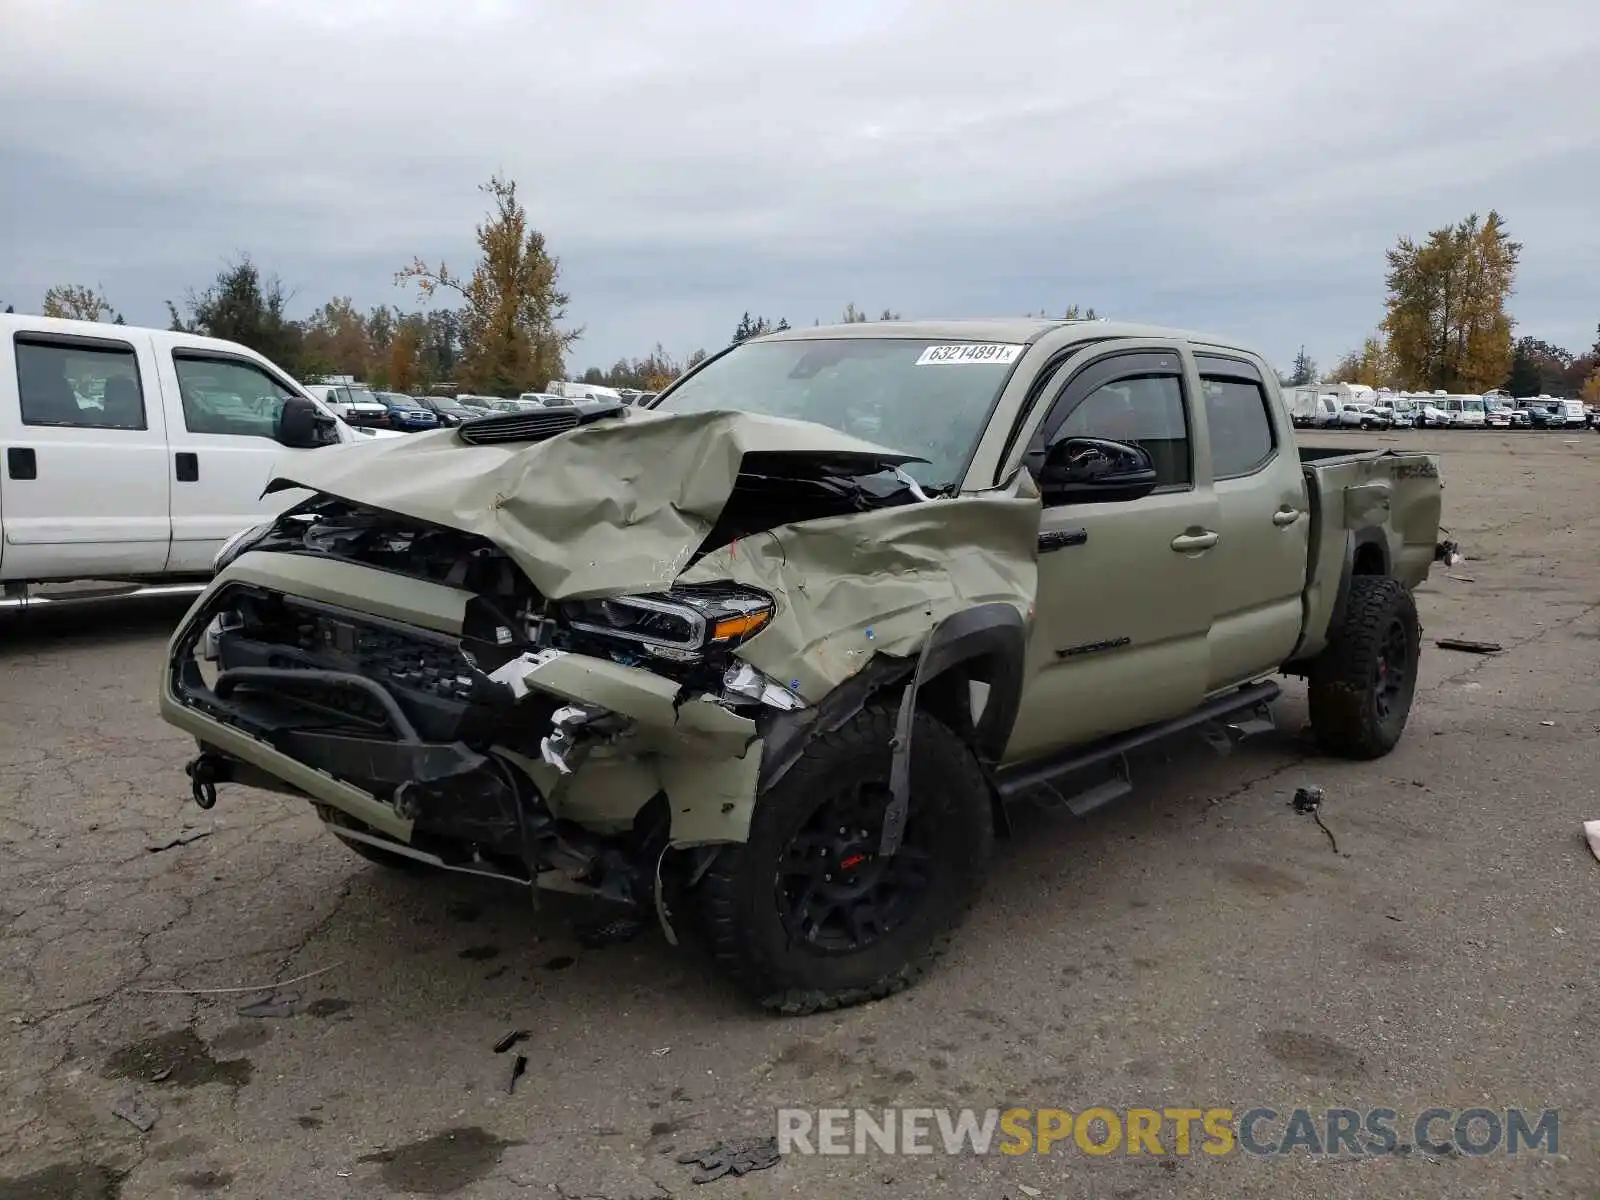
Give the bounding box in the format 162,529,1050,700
653,338,1020,490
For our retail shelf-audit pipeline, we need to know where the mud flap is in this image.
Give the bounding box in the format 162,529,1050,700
877,604,1027,857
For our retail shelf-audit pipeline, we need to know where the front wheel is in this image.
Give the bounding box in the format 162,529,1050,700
696,703,994,1015
315,804,431,873
1307,577,1422,759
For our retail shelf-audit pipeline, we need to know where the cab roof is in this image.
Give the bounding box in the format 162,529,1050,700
757,317,1252,354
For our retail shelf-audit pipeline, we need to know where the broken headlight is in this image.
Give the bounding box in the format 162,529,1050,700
212,520,272,572
561,584,775,662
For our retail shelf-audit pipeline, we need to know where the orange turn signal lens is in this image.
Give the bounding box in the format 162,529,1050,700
711,609,772,642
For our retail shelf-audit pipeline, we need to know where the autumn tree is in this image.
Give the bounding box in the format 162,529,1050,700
167,256,303,370
397,175,580,395
1322,335,1394,388
1381,211,1521,392
386,315,428,393
42,284,117,322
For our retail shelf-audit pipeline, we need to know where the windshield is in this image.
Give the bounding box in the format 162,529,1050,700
651,337,1023,489
1463,398,1484,412
348,387,380,407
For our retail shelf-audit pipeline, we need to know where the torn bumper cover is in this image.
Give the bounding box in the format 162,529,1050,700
159,407,1040,911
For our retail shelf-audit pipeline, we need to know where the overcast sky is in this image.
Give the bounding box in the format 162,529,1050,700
1,0,1596,376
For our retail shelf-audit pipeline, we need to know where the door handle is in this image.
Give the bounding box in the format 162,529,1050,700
1170,530,1219,552
1272,507,1302,526
175,452,199,482
6,447,37,480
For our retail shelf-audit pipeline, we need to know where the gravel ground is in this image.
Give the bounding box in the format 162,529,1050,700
2,428,1597,1200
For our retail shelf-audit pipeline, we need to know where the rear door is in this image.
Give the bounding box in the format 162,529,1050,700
1003,343,1221,762
0,327,171,579
154,346,313,573
1195,356,1310,689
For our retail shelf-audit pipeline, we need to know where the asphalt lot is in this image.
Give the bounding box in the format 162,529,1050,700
2,428,1597,1199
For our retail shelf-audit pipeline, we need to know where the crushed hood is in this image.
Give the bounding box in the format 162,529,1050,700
265,406,1042,698
265,408,920,600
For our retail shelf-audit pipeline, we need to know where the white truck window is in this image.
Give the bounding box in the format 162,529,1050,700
175,355,295,439
16,337,147,430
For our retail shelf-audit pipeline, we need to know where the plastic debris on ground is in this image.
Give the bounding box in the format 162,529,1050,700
676,1137,782,1184
237,990,301,1018
1436,638,1502,654
1290,786,1341,854
1585,821,1600,863
112,1094,158,1133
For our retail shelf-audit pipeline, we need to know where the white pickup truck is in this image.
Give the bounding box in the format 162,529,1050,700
0,314,392,606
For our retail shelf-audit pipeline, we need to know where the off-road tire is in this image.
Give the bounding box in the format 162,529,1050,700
697,703,994,1015
315,805,429,873
1308,576,1421,759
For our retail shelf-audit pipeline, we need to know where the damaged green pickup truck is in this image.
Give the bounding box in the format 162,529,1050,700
160,320,1443,1013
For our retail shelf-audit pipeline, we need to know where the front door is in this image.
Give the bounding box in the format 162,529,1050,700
156,350,312,573
1004,348,1221,764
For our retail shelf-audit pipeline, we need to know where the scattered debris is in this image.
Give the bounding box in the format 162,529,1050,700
493,1030,530,1054
134,962,342,996
1540,720,1556,727
1385,913,1402,922
145,828,212,853
237,990,301,1019
652,1046,672,1057
1018,1186,1043,1197
1443,573,1477,583
1434,537,1462,566
575,916,645,948
507,1054,528,1095
1585,820,1600,863
676,1137,782,1184
1436,638,1502,654
112,1094,158,1133
150,1066,173,1083
1290,787,1341,855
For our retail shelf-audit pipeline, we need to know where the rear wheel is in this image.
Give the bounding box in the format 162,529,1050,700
1308,577,1421,759
696,703,994,1015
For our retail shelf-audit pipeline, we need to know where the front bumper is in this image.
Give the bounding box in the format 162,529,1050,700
159,553,770,861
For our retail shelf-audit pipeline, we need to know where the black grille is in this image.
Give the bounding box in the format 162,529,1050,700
456,408,581,445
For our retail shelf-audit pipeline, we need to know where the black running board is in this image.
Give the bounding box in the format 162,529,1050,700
994,680,1282,810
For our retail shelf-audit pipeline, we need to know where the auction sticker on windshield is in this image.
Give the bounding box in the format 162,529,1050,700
915,343,1025,366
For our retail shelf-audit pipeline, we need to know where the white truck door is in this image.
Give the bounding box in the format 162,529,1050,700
156,347,315,573
0,328,171,581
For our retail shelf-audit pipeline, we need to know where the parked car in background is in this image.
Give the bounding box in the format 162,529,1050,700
411,395,484,426
374,392,441,432
0,313,377,602
1338,403,1390,429
1552,397,1588,428
1515,398,1564,429
1483,395,1514,427
302,379,389,428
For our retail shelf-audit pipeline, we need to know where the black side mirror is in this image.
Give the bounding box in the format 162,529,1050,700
1034,437,1159,504
277,396,338,449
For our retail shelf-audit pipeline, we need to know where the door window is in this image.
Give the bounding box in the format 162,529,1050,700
175,355,295,438
1201,376,1276,478
15,337,147,430
1043,370,1191,490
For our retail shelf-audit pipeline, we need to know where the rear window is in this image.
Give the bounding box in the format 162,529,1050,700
15,336,147,430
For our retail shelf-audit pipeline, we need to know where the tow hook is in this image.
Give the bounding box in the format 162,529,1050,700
185,753,229,810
